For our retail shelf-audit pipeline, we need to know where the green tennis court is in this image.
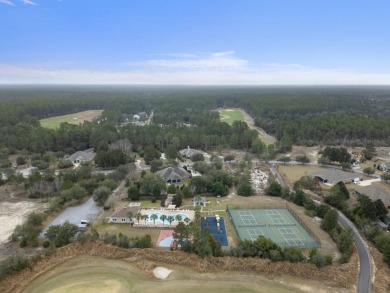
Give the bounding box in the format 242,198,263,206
228,208,319,248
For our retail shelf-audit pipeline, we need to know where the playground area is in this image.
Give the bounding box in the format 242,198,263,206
228,206,319,248
201,215,228,246
156,230,175,248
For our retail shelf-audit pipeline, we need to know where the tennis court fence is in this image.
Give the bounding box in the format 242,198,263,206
226,203,321,247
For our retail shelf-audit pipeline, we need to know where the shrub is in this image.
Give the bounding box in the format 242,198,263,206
57,160,74,169
16,156,26,166
190,153,205,162
31,160,49,170
311,254,326,267
324,255,333,265
0,255,31,280
224,154,235,162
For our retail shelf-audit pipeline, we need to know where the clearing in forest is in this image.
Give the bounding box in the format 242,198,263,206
40,110,103,129
219,108,276,145
219,109,245,125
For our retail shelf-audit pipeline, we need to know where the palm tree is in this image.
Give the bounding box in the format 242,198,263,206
127,211,134,224
167,215,175,227
184,218,191,225
175,214,182,223
160,214,167,227
143,214,149,226
150,213,158,227
135,212,142,225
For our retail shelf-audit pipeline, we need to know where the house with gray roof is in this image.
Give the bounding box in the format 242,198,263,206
384,216,390,227
192,196,209,207
354,186,390,207
66,149,96,164
378,162,390,172
157,166,190,184
311,169,360,185
179,146,199,158
108,205,141,224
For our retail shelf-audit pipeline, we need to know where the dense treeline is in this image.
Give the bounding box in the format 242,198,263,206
1,86,390,150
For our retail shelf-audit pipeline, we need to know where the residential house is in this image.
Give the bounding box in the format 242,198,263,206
384,216,390,229
66,149,96,164
374,220,388,231
136,112,148,119
16,166,38,178
157,167,190,184
179,146,199,158
378,162,390,172
354,187,390,207
108,205,141,224
192,196,209,207
311,169,360,185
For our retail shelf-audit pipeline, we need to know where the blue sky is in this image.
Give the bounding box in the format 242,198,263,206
1,0,390,84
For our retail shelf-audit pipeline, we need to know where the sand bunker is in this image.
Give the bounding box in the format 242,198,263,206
153,267,172,279
0,201,44,244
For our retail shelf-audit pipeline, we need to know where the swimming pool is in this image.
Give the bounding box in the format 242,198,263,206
143,212,189,223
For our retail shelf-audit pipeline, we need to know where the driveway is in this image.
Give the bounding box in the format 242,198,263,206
41,197,101,236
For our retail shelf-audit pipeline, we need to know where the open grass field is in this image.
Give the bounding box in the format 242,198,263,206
219,109,245,125
277,165,328,187
93,219,161,246
40,110,103,129
22,255,337,293
219,108,276,145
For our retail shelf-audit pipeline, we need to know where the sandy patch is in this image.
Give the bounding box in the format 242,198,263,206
0,201,44,244
153,266,172,279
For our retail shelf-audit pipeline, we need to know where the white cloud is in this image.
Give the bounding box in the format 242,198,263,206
211,51,235,58
1,63,390,85
145,51,248,70
0,0,15,6
21,0,37,5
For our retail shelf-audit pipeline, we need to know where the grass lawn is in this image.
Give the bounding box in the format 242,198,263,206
93,218,161,245
219,108,276,145
22,255,308,293
40,110,103,129
219,109,245,125
277,165,327,187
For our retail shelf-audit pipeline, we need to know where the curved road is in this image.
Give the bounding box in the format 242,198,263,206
337,211,372,293
268,162,372,293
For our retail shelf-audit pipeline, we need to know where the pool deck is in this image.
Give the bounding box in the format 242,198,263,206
138,208,195,228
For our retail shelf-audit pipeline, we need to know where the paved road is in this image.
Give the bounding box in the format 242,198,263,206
268,163,288,188
337,211,372,293
41,197,101,237
268,162,372,293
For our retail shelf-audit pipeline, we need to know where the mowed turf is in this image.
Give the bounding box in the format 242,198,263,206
40,110,103,129
219,109,245,125
22,255,306,293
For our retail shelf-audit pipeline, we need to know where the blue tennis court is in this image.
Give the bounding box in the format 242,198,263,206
201,216,228,246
